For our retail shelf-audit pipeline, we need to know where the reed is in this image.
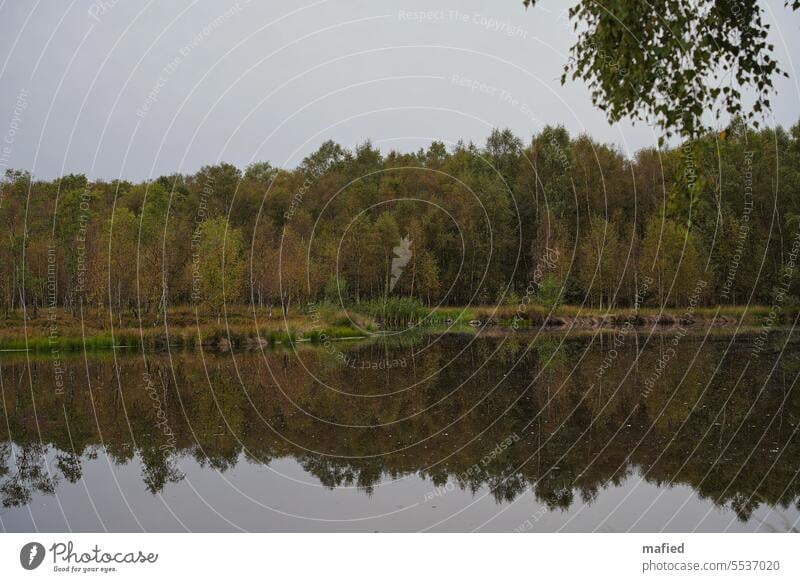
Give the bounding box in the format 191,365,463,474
354,298,428,329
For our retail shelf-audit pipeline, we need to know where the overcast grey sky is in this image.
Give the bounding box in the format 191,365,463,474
1,0,798,180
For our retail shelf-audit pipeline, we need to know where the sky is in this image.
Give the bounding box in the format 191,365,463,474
0,0,798,181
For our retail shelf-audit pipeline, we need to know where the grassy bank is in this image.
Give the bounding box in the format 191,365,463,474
0,303,794,352
0,305,373,352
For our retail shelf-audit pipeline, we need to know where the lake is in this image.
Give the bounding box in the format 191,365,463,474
2,328,799,532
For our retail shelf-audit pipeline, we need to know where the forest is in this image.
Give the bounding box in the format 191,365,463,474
1,120,800,320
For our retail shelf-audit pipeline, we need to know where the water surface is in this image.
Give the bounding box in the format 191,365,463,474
2,330,799,532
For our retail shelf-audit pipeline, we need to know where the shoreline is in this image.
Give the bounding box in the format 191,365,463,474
0,304,794,353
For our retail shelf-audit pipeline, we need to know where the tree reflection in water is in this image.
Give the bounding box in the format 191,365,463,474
1,331,799,525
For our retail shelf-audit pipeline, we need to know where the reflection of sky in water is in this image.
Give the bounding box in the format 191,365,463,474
2,450,798,532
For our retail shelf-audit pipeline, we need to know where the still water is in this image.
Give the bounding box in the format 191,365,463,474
2,330,799,532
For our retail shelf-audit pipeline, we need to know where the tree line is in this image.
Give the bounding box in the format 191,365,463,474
1,120,800,317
